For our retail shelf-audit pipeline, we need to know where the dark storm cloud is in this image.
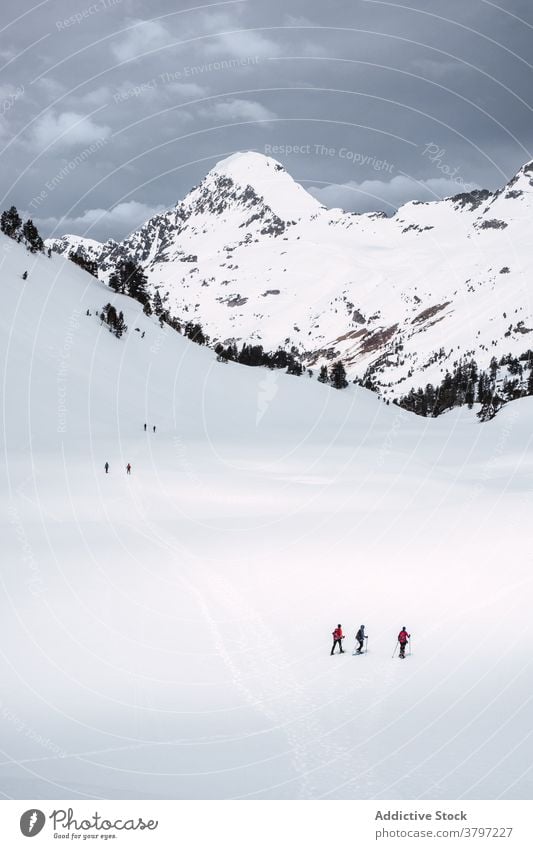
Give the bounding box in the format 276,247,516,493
0,0,532,240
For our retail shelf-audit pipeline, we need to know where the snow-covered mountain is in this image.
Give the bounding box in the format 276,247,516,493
47,152,533,403
3,228,533,799
47,233,110,264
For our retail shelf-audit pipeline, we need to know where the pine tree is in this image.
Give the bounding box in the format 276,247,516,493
108,270,124,294
272,349,289,369
215,343,228,362
286,357,303,376
238,343,251,365
22,219,44,252
330,361,348,389
318,365,329,384
123,260,149,305
184,322,207,345
477,372,486,404
108,260,149,305
152,290,164,317
106,304,118,326
424,383,436,416
528,366,533,397
0,206,22,238
114,311,127,338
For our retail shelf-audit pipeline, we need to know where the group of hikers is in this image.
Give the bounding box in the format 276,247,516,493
104,462,132,474
103,423,158,475
331,624,411,658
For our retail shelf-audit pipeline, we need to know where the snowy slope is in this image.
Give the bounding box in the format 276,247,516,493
47,155,533,402
2,232,533,800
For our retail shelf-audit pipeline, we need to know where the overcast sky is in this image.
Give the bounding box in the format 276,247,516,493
1,0,532,241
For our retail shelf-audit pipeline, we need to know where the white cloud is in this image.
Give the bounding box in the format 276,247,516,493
35,77,67,98
281,12,328,53
203,28,281,59
203,98,277,124
0,47,16,61
410,58,461,79
35,200,165,242
166,82,207,100
284,14,316,26
111,19,173,63
80,86,112,107
31,110,111,149
308,174,479,213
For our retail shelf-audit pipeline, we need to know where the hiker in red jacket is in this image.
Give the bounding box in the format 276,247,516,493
398,627,410,658
331,624,345,655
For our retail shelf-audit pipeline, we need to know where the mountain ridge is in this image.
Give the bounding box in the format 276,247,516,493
46,152,533,410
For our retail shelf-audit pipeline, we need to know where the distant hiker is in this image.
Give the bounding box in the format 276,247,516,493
153,425,156,433
104,462,109,474
126,463,131,475
331,624,345,655
22,271,27,280
141,331,145,339
355,625,367,654
143,423,147,431
47,247,52,258
398,627,410,658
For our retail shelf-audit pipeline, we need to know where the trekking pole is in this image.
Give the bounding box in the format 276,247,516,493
365,636,369,654
409,636,412,656
392,641,398,658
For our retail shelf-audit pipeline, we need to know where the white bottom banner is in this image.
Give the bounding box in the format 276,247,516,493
0,800,531,847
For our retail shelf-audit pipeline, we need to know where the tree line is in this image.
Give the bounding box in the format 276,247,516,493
396,352,533,420
99,303,128,339
1,205,44,253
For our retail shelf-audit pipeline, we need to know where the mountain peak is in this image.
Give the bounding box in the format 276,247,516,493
210,150,286,179
205,150,321,220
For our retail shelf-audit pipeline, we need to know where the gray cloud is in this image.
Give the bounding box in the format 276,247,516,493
307,173,479,214
34,199,165,243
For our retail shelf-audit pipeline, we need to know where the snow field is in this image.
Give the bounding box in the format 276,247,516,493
1,234,532,799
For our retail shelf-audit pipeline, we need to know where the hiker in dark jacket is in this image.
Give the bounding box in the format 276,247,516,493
355,625,367,654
